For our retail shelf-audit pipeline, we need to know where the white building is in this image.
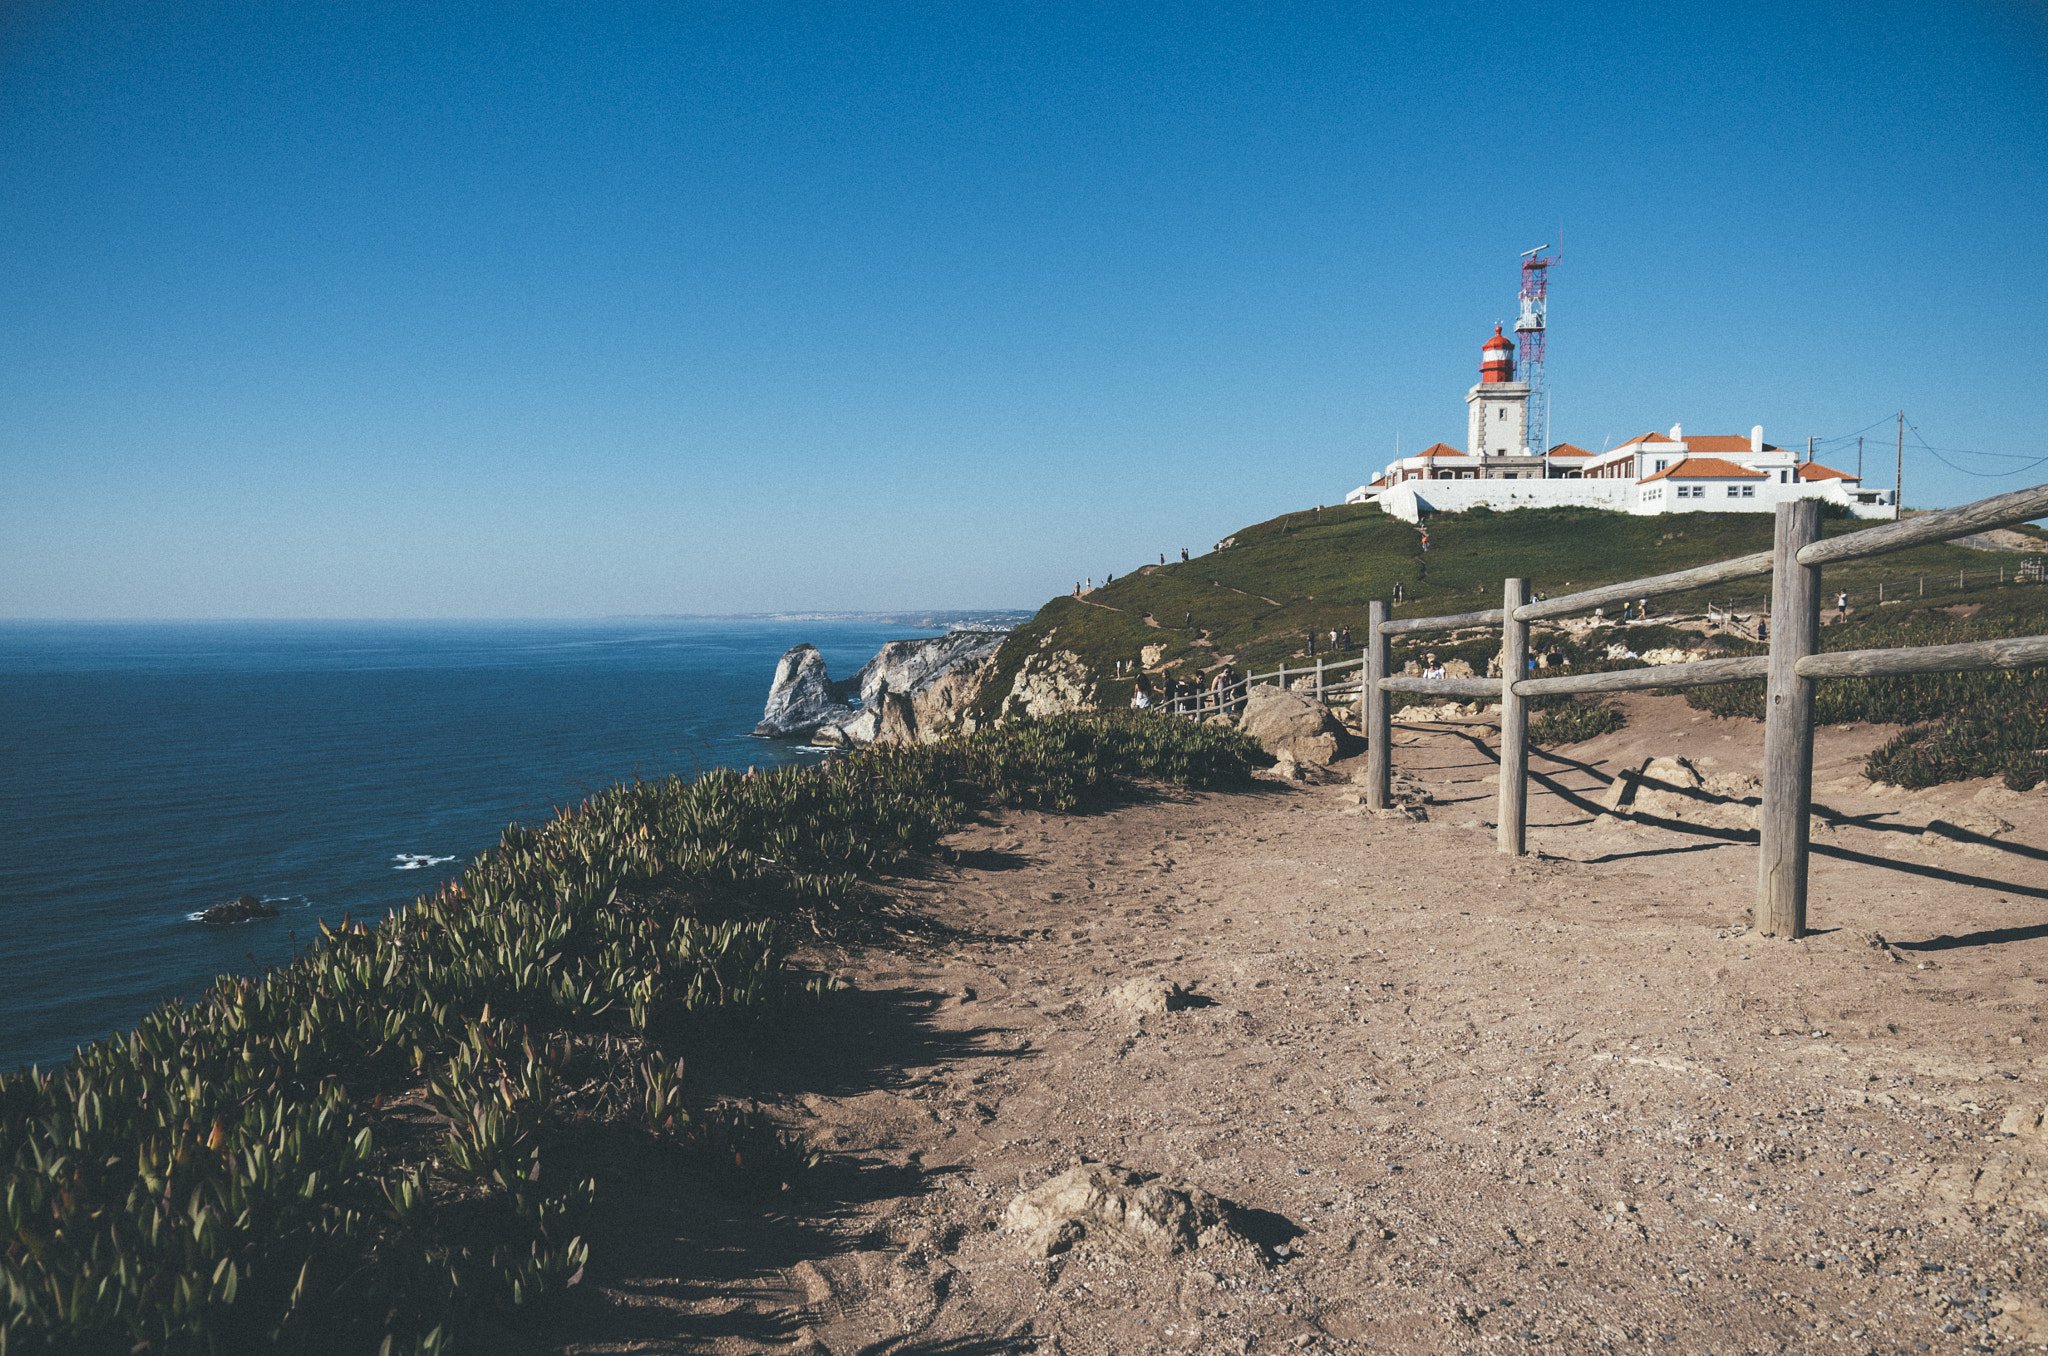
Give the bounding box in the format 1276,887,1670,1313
1346,332,1897,523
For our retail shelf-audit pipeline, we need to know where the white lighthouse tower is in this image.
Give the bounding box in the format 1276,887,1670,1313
1466,326,1530,460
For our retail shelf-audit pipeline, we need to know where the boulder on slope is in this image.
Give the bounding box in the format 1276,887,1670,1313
1238,685,1354,766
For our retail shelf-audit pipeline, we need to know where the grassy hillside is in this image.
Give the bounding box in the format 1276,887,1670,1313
976,501,2046,714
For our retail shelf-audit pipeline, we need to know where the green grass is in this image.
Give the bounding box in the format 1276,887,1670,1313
977,501,2042,718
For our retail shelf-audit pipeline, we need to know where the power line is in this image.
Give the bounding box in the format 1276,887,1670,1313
1905,421,2048,477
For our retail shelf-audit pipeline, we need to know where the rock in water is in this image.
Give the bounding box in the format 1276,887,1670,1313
1238,685,1353,766
1004,1162,1253,1259
806,631,1008,745
200,894,280,924
754,644,855,739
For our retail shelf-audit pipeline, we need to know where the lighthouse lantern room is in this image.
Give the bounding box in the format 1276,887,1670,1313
1466,325,1531,459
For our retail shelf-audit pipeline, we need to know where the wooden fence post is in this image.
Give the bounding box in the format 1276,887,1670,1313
1498,578,1530,856
1759,500,1823,938
1366,602,1390,810
1315,655,1325,701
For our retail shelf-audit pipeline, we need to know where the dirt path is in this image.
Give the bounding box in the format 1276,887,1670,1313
544,697,2048,1356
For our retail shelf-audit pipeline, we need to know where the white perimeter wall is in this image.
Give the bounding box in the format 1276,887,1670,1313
1375,480,1634,523
1370,477,1895,523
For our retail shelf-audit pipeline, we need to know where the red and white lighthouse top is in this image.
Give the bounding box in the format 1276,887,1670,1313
1480,326,1515,382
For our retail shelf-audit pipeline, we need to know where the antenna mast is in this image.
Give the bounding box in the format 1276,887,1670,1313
1515,241,1560,454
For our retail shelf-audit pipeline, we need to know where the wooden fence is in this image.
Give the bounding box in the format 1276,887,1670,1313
1344,482,2048,940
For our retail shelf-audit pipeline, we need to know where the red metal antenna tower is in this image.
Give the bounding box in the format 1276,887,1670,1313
1515,241,1559,454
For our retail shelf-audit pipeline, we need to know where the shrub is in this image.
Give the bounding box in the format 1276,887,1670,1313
1530,702,1626,746
0,715,1257,1353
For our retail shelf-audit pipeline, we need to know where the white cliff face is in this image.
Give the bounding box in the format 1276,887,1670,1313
767,631,1010,746
850,631,1005,709
753,644,856,738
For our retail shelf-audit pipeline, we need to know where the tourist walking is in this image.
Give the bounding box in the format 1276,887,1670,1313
1131,675,1155,710
1393,581,1404,603
1836,590,1849,619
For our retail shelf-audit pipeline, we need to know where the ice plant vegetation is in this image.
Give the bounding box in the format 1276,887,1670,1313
0,714,1258,1354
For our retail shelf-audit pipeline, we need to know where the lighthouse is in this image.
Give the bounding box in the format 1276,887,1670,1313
1467,326,1530,459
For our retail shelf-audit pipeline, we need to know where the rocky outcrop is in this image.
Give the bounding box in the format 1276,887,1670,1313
754,644,856,738
200,894,280,924
762,632,1008,745
909,653,995,738
998,646,1098,721
848,632,1004,710
1597,756,1760,831
1238,685,1354,766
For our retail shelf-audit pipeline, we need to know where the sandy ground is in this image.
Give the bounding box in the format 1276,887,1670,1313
536,694,2048,1356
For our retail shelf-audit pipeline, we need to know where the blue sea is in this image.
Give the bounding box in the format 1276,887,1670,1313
0,619,960,1073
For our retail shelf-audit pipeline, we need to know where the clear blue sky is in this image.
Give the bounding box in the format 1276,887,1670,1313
3,1,2043,618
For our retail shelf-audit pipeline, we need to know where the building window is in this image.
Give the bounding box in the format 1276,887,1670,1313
1726,485,1741,497
1654,459,1668,472
1742,485,1754,497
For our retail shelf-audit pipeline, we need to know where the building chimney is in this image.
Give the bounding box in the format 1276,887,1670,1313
1669,423,1683,441
1751,425,1764,454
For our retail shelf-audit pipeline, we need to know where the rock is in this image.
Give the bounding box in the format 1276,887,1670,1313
1599,756,1760,830
200,894,280,924
910,652,997,740
1004,1162,1252,1259
755,644,856,738
788,631,1008,746
1238,685,1353,766
872,689,919,746
1141,644,1165,668
808,707,879,747
1111,976,1193,1014
848,632,1005,711
999,648,1099,721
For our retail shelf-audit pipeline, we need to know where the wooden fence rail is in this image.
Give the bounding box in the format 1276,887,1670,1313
1347,483,2048,940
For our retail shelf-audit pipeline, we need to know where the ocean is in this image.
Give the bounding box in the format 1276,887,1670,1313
0,618,973,1073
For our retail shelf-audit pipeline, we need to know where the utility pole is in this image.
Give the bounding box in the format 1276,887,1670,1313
1806,435,1815,465
1857,435,1863,479
1894,411,1905,520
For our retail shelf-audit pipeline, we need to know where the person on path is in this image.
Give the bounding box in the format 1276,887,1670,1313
1393,581,1404,603
1836,590,1849,619
1184,610,1193,630
1305,632,1315,657
1338,626,1351,650
1180,547,1189,562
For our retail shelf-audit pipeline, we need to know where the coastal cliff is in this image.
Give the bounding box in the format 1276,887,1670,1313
755,630,1007,745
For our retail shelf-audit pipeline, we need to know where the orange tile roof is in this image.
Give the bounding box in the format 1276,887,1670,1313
1546,442,1594,457
1617,431,1677,446
1795,462,1855,481
1687,435,1781,454
1638,457,1769,484
1415,441,1467,459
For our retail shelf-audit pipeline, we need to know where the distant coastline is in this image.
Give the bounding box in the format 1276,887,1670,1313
606,609,1035,629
